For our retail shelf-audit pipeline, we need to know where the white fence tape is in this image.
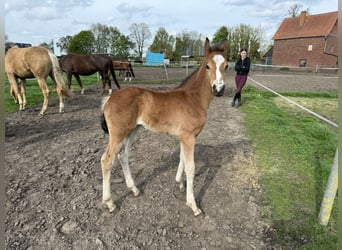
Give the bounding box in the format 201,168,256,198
248,77,338,128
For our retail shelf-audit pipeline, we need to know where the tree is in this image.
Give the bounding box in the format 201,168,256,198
288,4,303,17
174,30,203,60
212,26,229,45
56,35,73,54
91,23,111,53
212,24,263,61
68,30,95,54
108,32,134,59
149,27,175,59
129,23,151,60
39,40,54,52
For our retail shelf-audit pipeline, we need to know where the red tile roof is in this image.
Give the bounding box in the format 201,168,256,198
272,11,338,40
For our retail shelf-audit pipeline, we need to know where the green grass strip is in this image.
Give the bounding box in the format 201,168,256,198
242,85,338,249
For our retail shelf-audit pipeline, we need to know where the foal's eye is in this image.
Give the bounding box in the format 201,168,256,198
206,64,210,70
225,64,228,70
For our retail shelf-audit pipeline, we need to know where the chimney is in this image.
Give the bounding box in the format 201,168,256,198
299,11,307,26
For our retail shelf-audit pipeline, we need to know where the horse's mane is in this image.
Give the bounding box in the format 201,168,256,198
175,66,201,89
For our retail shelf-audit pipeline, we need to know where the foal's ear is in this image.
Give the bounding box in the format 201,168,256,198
204,37,211,55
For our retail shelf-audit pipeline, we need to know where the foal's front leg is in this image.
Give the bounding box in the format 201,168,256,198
181,138,202,216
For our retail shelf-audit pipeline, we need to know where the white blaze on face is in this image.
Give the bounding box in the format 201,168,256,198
212,54,225,91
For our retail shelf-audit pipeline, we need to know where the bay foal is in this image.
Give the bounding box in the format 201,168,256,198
100,38,227,216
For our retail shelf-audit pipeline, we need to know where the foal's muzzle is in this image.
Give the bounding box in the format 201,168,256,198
213,83,225,97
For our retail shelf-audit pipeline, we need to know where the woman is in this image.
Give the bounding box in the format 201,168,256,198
232,48,250,107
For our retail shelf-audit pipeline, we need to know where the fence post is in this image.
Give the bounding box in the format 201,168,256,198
318,148,338,226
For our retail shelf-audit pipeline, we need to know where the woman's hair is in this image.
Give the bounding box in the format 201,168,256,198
240,48,247,53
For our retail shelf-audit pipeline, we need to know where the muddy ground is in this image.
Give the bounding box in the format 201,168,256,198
5,67,337,249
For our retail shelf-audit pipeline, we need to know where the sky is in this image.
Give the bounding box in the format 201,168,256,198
5,0,338,55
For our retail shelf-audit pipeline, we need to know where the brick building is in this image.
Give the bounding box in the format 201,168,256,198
271,11,338,68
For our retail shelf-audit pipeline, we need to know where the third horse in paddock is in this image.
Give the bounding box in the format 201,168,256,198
100,38,227,216
112,60,135,82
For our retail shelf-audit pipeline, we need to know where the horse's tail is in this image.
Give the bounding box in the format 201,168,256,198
109,62,121,89
129,63,135,78
101,96,110,134
47,50,73,98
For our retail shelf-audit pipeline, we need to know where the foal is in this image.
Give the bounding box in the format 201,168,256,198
100,38,227,216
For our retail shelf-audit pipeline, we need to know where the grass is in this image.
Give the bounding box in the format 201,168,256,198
5,76,94,112
242,84,338,249
5,74,183,112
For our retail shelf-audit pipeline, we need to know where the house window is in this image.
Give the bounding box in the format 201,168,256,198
299,59,307,67
308,45,313,51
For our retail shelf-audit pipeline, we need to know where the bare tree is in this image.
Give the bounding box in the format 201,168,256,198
288,4,303,17
129,23,151,61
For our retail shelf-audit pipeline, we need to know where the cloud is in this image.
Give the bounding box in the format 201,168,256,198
116,3,152,20
5,0,95,21
25,7,59,20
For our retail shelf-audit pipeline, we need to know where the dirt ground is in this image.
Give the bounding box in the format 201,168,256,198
5,67,337,249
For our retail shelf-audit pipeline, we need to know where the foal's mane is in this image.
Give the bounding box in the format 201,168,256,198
175,67,200,89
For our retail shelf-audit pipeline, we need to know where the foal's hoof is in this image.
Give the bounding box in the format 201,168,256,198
132,187,140,197
186,203,202,216
194,209,202,216
103,199,116,212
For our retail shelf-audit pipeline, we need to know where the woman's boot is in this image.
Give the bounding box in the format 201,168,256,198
231,93,238,107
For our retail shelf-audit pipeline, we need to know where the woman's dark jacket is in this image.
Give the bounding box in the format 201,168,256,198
235,57,251,75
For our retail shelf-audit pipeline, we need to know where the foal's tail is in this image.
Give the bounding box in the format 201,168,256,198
47,51,73,98
101,96,110,134
129,63,135,78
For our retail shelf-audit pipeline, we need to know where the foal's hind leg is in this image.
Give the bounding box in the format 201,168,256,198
118,127,141,196
101,140,122,212
175,143,185,192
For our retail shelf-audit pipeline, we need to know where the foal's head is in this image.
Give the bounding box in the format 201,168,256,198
204,38,228,96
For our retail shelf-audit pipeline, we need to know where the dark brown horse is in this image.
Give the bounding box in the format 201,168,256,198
5,46,73,115
59,53,120,94
100,38,227,216
112,60,135,82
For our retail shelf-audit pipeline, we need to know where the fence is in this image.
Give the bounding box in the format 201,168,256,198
251,63,338,74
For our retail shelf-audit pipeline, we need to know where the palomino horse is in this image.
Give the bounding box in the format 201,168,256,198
100,38,227,216
59,53,121,94
5,46,73,115
112,60,135,82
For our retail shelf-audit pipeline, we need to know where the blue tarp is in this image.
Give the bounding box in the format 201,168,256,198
145,52,164,66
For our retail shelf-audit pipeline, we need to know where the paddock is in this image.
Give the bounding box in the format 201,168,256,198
5,68,337,249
